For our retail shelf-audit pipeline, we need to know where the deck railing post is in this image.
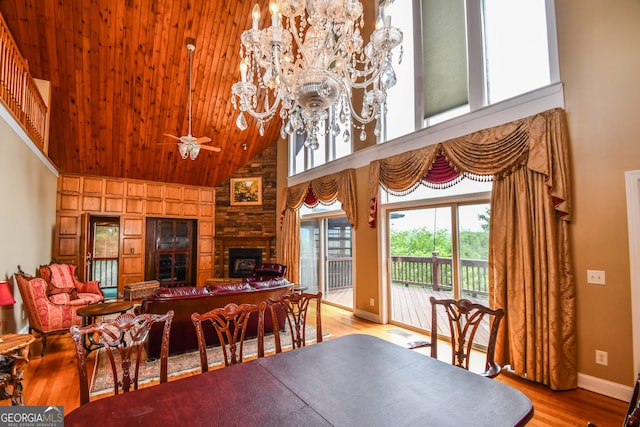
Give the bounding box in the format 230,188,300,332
432,251,440,291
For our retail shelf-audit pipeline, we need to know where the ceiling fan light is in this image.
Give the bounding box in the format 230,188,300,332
178,143,189,159
189,144,201,160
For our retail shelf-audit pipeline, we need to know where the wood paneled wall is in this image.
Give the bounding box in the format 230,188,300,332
54,174,215,292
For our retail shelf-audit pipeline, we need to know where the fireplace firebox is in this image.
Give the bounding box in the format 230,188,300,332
228,248,262,278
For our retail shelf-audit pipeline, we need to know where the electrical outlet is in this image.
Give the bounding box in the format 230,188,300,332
587,270,606,285
595,350,608,366
369,298,375,307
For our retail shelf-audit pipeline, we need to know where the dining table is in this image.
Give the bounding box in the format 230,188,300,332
64,334,533,426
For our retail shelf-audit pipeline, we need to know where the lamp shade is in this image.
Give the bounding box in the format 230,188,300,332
0,281,16,306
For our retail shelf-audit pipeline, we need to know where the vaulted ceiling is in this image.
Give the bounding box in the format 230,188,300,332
1,0,281,187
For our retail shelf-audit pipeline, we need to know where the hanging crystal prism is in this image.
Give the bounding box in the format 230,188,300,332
380,64,397,89
359,129,367,141
331,122,340,137
343,129,350,143
236,112,248,131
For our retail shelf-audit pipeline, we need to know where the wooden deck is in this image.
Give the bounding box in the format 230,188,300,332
325,285,492,347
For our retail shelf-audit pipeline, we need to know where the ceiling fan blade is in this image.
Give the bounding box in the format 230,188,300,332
199,145,222,153
163,133,182,141
195,136,212,144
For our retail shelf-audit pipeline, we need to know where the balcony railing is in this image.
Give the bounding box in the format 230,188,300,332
327,257,352,290
391,253,489,298
91,258,118,290
302,254,488,299
0,12,48,149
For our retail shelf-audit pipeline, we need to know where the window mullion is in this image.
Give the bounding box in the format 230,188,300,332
545,0,561,83
413,0,425,132
466,0,485,111
451,203,461,299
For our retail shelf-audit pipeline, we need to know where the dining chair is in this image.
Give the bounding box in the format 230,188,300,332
69,310,174,405
588,369,640,427
409,297,504,378
191,302,266,371
623,370,640,426
268,291,323,353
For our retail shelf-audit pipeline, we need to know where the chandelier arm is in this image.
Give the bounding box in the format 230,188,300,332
288,18,307,63
344,60,388,89
241,89,283,121
271,46,294,88
341,92,379,125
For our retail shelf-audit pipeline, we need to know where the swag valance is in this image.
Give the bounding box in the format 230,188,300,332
368,108,571,227
279,169,357,284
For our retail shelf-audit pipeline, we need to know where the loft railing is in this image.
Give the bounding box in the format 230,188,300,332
0,12,48,149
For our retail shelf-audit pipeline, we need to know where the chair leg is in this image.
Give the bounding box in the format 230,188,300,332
40,333,47,357
407,340,431,350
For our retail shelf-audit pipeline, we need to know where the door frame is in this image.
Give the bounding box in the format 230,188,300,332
625,169,640,377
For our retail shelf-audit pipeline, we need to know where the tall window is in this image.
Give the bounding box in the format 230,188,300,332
290,108,352,175
383,0,556,136
288,0,557,173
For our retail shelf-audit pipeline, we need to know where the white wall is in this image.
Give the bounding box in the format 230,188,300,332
0,103,58,334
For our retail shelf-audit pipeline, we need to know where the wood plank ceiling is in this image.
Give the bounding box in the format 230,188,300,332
0,0,280,187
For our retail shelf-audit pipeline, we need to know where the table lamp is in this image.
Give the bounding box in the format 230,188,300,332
0,281,16,343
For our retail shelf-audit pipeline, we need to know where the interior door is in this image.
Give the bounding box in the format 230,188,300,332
78,212,91,281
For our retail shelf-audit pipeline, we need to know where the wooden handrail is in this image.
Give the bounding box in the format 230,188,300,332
0,11,48,150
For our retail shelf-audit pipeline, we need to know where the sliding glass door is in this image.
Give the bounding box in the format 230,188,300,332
387,202,490,344
300,215,353,310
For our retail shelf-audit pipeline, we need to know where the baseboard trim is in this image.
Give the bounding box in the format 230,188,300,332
578,372,633,402
354,308,380,323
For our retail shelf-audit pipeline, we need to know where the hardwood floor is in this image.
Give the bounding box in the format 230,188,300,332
0,303,628,426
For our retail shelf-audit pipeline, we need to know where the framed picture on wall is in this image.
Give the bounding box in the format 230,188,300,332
230,177,262,206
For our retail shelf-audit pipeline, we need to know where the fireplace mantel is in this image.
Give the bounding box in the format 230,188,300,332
215,235,275,278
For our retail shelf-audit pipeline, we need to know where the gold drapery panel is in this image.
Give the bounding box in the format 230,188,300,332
368,108,575,390
278,169,357,284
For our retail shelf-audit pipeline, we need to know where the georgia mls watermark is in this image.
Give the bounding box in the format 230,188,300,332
0,406,63,427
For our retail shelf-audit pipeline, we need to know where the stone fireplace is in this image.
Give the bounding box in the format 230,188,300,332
228,248,263,278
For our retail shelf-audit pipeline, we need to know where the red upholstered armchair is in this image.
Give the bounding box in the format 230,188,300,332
15,264,103,356
243,263,287,284
39,262,103,305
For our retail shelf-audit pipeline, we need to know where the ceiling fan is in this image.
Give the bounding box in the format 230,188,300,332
163,41,221,160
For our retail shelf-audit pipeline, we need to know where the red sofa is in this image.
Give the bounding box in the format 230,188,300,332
137,264,292,358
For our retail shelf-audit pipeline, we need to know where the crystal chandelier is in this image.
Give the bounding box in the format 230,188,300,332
231,0,403,150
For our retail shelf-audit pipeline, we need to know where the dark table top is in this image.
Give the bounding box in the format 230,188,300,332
76,301,133,317
65,334,533,426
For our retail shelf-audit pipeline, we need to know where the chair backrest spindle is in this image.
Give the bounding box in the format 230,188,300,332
430,297,504,378
70,310,174,405
268,291,322,354
191,302,266,371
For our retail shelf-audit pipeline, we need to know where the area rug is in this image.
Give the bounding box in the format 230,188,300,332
90,326,327,397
